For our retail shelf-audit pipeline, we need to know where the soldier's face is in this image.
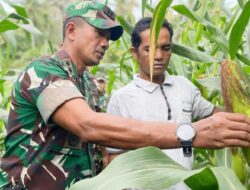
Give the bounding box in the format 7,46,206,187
74,22,110,67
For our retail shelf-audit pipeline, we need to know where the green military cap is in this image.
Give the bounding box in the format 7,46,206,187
65,0,123,41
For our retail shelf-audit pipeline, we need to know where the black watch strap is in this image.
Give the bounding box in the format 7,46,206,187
181,141,192,157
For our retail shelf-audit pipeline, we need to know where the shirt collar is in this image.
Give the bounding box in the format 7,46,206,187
134,72,174,93
53,49,78,78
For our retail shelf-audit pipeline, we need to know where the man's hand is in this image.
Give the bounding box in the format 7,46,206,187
193,112,250,148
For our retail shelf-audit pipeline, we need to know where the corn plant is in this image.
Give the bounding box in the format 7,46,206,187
75,0,250,189
1,0,250,189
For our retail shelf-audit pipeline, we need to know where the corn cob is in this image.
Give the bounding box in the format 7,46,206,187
221,60,250,185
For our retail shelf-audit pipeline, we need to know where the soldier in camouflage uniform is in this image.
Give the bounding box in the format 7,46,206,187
1,1,250,190
0,1,123,189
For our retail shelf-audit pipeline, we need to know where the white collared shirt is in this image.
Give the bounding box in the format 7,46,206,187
107,72,214,170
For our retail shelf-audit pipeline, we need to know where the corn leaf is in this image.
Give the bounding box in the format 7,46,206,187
212,167,246,190
8,13,29,24
237,0,245,8
247,26,250,53
17,24,40,34
11,5,28,18
0,19,19,33
142,0,147,17
69,147,245,190
0,108,8,124
146,4,154,14
0,0,15,15
149,0,173,81
116,15,133,35
229,0,250,59
172,4,229,54
172,42,219,63
69,147,210,190
236,53,250,66
169,54,191,77
184,167,219,190
196,77,221,91
191,0,201,11
215,148,232,168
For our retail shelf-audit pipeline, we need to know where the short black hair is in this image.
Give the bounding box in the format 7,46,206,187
131,17,173,50
62,16,85,40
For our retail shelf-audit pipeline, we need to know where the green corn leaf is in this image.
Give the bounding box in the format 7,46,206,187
0,108,8,124
172,4,197,21
195,23,204,43
184,167,219,190
116,15,133,35
70,147,209,190
0,18,40,34
212,167,246,190
237,0,245,8
169,54,191,77
172,42,219,63
247,26,250,53
196,77,221,91
172,4,229,54
149,0,173,81
142,0,147,17
0,19,19,33
146,4,154,14
236,53,250,66
229,0,250,59
69,147,245,190
191,0,201,11
17,24,40,34
8,13,29,24
0,0,15,15
11,4,28,18
242,65,250,74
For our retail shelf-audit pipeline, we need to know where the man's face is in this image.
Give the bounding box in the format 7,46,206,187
131,28,172,82
73,22,111,67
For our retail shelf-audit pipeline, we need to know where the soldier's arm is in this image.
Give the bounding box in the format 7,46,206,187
52,98,178,149
52,98,250,149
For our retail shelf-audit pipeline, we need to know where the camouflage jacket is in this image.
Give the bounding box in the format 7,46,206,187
0,50,102,190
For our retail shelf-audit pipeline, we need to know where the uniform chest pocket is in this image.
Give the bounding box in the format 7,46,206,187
49,133,83,157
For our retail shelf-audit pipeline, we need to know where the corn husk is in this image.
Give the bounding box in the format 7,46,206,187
221,60,250,116
231,149,248,183
221,60,250,185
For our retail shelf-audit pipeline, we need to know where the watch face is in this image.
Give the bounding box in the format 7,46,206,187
176,124,195,141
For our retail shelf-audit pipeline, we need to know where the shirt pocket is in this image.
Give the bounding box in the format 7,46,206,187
46,128,83,157
181,102,192,123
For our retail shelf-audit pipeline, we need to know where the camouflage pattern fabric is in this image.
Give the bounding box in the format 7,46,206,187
99,94,107,112
0,50,103,190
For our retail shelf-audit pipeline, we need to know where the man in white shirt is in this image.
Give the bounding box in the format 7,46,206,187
106,17,220,190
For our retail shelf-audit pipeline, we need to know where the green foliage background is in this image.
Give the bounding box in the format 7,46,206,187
1,0,250,189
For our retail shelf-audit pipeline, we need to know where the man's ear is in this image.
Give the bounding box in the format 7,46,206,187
130,47,138,60
66,22,76,41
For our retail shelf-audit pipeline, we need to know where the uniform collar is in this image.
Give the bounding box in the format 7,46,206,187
53,49,78,78
134,72,174,93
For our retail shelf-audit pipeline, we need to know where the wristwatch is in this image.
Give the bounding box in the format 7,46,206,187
176,123,196,157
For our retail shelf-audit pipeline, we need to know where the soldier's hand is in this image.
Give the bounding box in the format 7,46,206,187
192,112,250,148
